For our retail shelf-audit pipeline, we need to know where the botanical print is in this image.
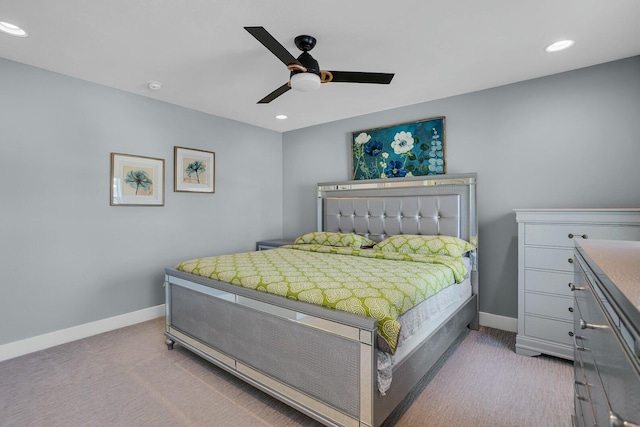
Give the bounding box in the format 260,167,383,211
174,146,215,193
182,157,207,184
123,166,154,196
110,153,164,206
352,117,445,180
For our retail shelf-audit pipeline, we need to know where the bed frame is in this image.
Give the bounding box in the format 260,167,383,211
164,173,478,427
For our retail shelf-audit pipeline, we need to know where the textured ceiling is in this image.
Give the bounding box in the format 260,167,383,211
1,0,639,132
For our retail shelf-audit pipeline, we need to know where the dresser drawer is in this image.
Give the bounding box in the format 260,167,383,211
525,293,573,321
524,270,573,296
525,247,574,272
525,223,640,248
524,315,573,345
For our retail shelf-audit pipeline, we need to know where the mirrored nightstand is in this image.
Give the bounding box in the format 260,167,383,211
256,239,295,250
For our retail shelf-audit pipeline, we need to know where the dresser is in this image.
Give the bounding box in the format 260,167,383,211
514,209,640,360
573,239,640,427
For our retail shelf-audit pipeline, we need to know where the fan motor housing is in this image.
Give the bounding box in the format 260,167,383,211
292,52,320,77
294,35,316,52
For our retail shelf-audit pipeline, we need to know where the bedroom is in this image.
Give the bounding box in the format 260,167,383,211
1,1,639,426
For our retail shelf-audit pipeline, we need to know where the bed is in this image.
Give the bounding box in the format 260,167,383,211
164,173,479,427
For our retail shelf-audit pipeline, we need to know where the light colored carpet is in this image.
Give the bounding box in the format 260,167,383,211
0,319,572,427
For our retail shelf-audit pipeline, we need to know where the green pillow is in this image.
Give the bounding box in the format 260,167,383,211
374,234,476,257
294,232,376,248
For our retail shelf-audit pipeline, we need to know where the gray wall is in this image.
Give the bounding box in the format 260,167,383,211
282,56,640,319
2,56,638,346
0,58,283,345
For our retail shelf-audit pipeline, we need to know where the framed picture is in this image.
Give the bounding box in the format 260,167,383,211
351,116,446,180
110,153,165,206
174,146,215,193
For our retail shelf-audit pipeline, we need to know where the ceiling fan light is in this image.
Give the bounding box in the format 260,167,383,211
290,72,321,92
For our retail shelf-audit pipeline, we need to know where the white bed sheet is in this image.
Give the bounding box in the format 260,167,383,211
376,257,473,394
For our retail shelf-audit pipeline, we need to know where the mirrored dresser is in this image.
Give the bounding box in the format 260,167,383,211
573,239,640,427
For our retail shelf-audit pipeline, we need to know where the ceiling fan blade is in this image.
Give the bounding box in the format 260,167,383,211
258,83,291,104
325,71,395,84
245,26,302,67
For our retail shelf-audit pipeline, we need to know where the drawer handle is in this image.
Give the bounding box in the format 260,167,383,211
568,233,588,239
568,307,574,313
568,258,574,264
580,319,608,330
568,331,574,337
573,336,589,351
574,383,589,402
610,411,640,427
569,283,585,291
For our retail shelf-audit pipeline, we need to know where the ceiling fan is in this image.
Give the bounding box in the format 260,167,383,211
244,26,395,104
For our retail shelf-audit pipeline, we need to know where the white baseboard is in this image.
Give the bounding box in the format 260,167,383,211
0,304,165,363
0,306,516,363
479,311,518,333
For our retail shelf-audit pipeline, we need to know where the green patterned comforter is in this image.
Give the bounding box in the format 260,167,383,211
175,244,468,353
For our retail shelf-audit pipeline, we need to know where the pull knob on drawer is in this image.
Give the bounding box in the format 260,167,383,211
574,383,589,402
569,283,586,291
568,233,588,239
580,319,609,330
609,411,640,427
575,380,592,387
573,336,589,351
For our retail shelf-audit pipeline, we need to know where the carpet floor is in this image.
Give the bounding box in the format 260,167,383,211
0,318,573,427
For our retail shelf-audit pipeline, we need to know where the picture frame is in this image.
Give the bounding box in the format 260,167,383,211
351,116,446,180
174,146,215,193
110,153,165,206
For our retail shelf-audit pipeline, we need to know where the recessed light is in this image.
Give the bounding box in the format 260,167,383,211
0,21,28,37
147,81,162,90
545,40,575,53
275,115,288,120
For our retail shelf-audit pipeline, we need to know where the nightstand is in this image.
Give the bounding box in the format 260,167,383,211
256,239,295,250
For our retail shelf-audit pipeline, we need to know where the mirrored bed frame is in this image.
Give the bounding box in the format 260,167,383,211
164,173,479,427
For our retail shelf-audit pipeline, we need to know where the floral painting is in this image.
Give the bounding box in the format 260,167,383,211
352,116,445,180
123,167,154,196
174,146,215,193
110,153,165,206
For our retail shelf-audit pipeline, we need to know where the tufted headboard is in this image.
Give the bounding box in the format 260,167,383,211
317,173,477,245
324,194,461,242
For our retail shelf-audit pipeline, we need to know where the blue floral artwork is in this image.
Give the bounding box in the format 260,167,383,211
124,169,153,195
352,116,445,180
